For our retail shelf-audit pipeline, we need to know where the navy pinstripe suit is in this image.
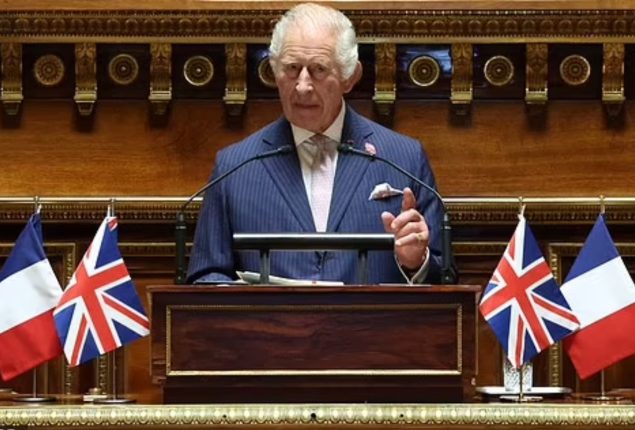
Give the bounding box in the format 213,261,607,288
187,106,443,285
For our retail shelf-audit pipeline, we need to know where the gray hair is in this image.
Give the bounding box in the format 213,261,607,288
268,3,359,80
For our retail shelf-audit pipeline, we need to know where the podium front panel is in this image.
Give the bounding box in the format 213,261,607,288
150,285,479,403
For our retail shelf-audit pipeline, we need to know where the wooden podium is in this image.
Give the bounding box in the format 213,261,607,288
149,285,480,404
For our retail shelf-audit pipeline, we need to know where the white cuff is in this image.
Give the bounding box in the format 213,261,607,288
395,247,430,286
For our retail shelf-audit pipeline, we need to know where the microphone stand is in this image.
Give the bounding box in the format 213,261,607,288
338,144,457,284
174,145,294,284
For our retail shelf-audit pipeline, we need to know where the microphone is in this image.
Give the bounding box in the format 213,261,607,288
175,145,294,284
337,143,457,284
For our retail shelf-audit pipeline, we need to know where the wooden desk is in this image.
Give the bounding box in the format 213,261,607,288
149,285,479,403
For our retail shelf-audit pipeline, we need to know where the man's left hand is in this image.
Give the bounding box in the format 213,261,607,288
381,187,429,270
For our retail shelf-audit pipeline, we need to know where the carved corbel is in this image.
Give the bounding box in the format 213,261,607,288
373,43,396,125
602,43,625,118
450,43,473,116
223,43,247,118
149,43,172,116
525,44,548,116
74,43,97,116
1,43,24,116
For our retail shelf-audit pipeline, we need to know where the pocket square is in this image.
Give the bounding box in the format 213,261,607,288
368,182,404,200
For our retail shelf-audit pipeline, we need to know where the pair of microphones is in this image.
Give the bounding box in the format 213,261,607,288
175,143,457,285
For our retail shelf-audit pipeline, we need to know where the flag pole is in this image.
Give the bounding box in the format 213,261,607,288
583,369,623,402
93,200,135,405
12,200,56,403
93,350,135,404
580,201,623,403
13,368,55,403
499,360,542,403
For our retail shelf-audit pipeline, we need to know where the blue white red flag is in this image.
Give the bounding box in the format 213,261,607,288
479,216,579,368
53,217,149,366
0,213,63,380
561,214,635,379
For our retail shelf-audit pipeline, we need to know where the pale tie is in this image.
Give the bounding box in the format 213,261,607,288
307,134,335,232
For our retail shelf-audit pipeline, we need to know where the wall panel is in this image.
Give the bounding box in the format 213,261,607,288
1,0,635,402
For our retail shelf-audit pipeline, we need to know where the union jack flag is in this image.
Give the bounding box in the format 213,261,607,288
53,217,149,366
479,216,579,368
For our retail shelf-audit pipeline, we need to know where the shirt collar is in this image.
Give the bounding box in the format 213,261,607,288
291,101,346,148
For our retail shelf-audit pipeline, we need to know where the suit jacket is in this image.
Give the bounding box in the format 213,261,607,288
187,106,444,285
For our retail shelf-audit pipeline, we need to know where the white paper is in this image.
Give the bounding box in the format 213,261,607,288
236,271,344,286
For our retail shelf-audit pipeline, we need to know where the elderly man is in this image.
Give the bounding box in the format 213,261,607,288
187,3,445,285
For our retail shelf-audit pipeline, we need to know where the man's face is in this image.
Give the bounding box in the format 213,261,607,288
273,27,357,133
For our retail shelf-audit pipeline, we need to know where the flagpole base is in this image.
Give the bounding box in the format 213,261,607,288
499,394,543,403
13,394,56,403
583,394,625,402
93,396,136,404
477,386,571,398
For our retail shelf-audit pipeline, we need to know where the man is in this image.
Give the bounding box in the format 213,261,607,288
187,3,445,285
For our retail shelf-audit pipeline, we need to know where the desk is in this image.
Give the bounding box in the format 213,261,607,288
149,285,479,403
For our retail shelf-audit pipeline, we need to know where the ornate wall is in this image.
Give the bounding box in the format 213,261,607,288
1,0,635,401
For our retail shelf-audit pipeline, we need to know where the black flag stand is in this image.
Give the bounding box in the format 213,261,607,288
13,369,55,403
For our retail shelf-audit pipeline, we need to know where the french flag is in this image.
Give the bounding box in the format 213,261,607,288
561,214,635,379
0,213,63,380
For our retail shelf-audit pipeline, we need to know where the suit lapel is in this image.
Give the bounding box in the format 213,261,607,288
260,119,316,232
328,108,374,232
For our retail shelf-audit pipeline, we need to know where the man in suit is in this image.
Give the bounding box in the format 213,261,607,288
187,3,445,285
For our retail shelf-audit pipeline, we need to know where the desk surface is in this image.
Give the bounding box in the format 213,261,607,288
1,401,635,429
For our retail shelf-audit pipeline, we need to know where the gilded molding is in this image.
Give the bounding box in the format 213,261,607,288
525,43,548,109
1,403,635,427
0,42,23,115
409,55,441,88
0,241,76,283
450,43,472,115
372,43,396,121
183,55,214,87
602,43,625,116
484,55,514,87
149,43,172,116
49,243,77,395
119,242,178,256
0,200,199,223
223,42,247,117
559,54,591,86
1,199,635,225
547,232,564,387
547,343,562,387
550,243,635,279
96,353,109,394
3,10,635,42
33,54,65,87
74,42,97,116
108,53,139,85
